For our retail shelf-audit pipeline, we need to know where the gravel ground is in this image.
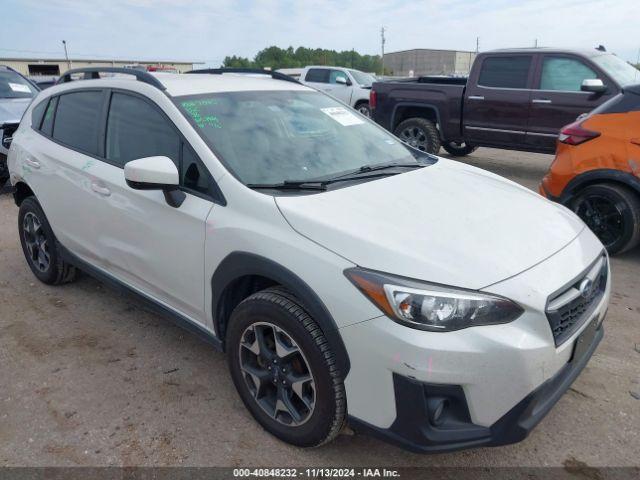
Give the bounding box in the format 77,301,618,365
0,149,638,468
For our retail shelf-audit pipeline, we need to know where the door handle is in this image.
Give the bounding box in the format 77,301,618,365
91,182,111,197
532,98,552,104
25,157,41,169
468,95,484,100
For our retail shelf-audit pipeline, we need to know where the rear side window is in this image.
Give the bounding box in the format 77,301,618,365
478,56,532,89
40,97,57,136
106,92,180,168
540,57,598,92
305,68,329,83
53,91,103,155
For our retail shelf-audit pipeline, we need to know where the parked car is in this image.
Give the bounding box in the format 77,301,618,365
371,48,640,155
28,75,60,90
300,66,376,117
540,84,640,255
1,65,39,185
8,67,609,452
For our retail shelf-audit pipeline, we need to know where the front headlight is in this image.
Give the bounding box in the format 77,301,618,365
345,268,523,332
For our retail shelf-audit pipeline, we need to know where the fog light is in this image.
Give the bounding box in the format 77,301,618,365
427,397,449,426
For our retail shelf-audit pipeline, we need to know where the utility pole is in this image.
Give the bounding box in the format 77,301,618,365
476,36,479,53
380,26,386,75
62,40,70,69
534,38,538,48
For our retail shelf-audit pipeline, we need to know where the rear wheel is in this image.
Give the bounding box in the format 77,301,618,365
354,102,371,118
394,117,441,154
571,183,640,255
226,288,346,447
18,197,77,284
442,141,477,157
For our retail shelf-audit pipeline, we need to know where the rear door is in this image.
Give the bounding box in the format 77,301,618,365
28,89,109,264
463,54,534,148
526,54,617,150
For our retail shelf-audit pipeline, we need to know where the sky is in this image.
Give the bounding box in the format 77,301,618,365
1,0,638,66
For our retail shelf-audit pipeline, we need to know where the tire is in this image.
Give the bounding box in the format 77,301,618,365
18,197,77,285
570,183,640,255
442,141,477,157
394,117,441,154
354,102,371,118
226,287,346,448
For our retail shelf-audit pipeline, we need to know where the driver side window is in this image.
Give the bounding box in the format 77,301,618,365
540,57,598,92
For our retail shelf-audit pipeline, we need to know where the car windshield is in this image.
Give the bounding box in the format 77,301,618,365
176,90,422,186
348,69,376,87
592,54,640,87
0,70,38,99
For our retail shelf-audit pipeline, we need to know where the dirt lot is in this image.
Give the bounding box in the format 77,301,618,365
0,149,638,468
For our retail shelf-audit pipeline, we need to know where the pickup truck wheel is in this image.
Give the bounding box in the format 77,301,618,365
355,102,371,117
18,197,77,285
226,287,346,447
394,118,441,154
442,141,478,157
570,183,640,255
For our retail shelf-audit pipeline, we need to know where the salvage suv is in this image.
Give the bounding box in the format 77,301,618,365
7,67,610,452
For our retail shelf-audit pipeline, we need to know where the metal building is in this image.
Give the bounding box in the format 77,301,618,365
0,57,201,76
383,49,477,77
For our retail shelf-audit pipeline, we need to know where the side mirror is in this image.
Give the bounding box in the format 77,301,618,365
335,75,349,86
124,156,185,208
581,78,606,93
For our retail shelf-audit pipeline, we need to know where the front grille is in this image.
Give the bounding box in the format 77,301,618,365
1,123,19,150
546,254,607,346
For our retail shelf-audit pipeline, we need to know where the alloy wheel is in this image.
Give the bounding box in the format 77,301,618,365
238,322,316,426
575,194,624,248
22,212,50,273
399,127,428,151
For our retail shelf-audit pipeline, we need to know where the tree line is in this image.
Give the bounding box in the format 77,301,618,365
223,46,383,73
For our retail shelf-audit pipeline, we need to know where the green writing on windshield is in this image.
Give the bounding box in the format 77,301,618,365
181,99,222,129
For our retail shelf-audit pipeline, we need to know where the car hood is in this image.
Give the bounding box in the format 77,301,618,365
276,159,585,290
0,98,32,124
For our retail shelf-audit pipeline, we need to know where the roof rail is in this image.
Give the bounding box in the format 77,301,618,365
186,68,300,84
56,67,166,91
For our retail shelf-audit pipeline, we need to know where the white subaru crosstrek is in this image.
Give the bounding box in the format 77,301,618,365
7,67,610,452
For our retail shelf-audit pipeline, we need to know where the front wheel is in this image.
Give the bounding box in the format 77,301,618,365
226,288,346,447
442,141,477,157
394,117,441,154
570,183,640,255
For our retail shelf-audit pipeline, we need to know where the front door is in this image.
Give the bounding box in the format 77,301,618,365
91,91,215,323
463,55,534,148
526,54,617,151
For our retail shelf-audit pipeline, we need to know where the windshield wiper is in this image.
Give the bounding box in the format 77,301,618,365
248,163,425,192
247,182,327,191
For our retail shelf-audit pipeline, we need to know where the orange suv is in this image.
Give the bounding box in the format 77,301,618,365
540,85,640,254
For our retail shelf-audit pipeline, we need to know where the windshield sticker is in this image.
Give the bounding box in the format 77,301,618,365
9,83,31,93
180,99,222,129
320,107,364,127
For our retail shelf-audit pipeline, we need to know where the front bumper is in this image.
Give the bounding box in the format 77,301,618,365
349,320,603,453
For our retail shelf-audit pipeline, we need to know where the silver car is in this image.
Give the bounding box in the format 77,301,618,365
1,66,39,185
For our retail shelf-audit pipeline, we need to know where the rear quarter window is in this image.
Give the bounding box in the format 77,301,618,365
478,56,532,89
31,99,48,130
52,91,103,155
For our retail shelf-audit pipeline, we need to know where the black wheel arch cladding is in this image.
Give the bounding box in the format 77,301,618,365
211,251,351,376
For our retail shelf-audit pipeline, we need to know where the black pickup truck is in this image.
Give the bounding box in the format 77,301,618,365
371,48,640,156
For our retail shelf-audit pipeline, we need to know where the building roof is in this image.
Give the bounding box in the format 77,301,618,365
385,48,476,55
0,56,203,64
